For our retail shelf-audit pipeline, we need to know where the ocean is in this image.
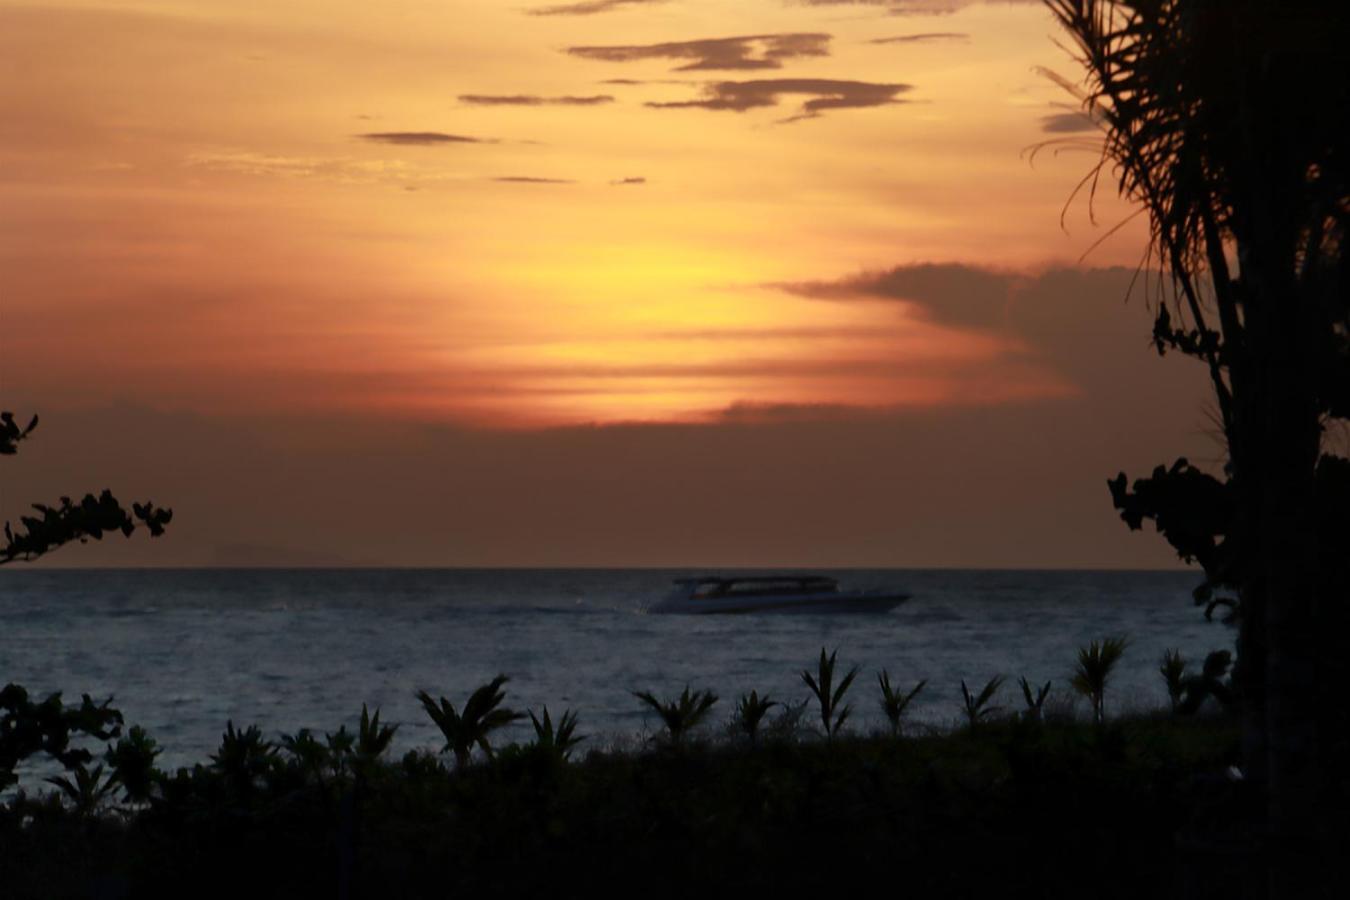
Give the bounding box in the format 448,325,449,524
0,568,1234,770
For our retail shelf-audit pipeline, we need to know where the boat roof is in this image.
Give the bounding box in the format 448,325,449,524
673,575,838,587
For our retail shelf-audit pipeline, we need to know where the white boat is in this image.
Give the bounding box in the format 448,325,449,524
649,575,909,615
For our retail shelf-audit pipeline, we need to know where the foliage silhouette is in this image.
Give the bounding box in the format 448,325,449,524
1,684,124,791
354,704,398,767
104,725,162,805
1044,0,1350,839
0,683,1249,900
1160,650,1188,714
878,672,926,736
526,706,584,761
211,721,279,798
633,686,718,746
1018,677,1053,723
1176,650,1235,716
417,676,524,768
1071,638,1128,724
44,762,119,819
732,691,777,745
960,676,1004,729
801,648,858,739
0,410,172,564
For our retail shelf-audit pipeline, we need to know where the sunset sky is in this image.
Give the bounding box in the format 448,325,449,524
1,0,1217,568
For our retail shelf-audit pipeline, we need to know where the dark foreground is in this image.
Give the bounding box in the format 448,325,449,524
7,713,1344,900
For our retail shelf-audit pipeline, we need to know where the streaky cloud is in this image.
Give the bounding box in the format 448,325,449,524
357,132,486,145
529,0,668,15
646,78,911,121
568,34,831,72
869,32,969,43
611,176,647,185
492,175,576,184
459,94,615,106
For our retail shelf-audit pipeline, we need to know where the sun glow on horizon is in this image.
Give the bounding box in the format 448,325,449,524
1,0,1147,429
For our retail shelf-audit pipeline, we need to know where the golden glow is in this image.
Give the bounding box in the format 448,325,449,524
0,0,1147,427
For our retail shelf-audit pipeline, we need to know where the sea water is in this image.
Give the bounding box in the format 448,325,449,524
0,568,1234,770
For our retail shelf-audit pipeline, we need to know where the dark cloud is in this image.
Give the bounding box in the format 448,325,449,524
357,132,485,145
1040,111,1097,133
567,34,831,72
611,176,647,185
781,262,1015,330
529,0,668,15
492,176,575,184
869,32,969,43
459,94,615,106
646,78,910,121
777,263,1191,405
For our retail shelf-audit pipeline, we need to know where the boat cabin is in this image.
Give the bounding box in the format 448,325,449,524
674,576,839,601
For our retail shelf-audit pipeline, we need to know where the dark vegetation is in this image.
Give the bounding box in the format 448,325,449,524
1,411,172,565
1041,2,1350,862
3,646,1284,900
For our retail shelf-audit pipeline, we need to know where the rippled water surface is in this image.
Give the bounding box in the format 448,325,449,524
0,568,1233,768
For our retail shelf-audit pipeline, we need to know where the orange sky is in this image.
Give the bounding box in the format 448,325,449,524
0,1,1212,568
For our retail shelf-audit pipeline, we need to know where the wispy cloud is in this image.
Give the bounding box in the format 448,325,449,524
647,78,910,121
869,32,969,43
568,34,831,72
459,94,615,106
611,176,647,185
186,151,411,183
492,175,576,184
357,132,487,145
529,0,668,15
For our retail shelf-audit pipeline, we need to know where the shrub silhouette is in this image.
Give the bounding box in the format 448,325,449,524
1160,650,1188,714
527,706,584,761
633,686,718,746
1017,677,1052,723
878,671,926,737
960,676,1004,729
417,676,523,768
732,691,777,745
1,684,124,792
801,648,858,739
44,762,119,819
104,725,162,805
1071,638,1128,724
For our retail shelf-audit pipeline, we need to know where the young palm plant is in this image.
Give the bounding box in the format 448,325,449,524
280,728,334,786
45,762,119,818
733,691,778,746
527,706,585,761
802,648,858,739
1160,650,1188,714
416,675,524,769
632,686,718,747
878,671,926,737
347,704,398,779
1071,637,1129,724
211,721,279,798
1018,677,1053,723
960,676,1005,729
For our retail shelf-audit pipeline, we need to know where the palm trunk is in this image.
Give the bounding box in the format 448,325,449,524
1236,250,1325,895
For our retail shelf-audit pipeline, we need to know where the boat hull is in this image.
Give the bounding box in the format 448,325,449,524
650,591,909,615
